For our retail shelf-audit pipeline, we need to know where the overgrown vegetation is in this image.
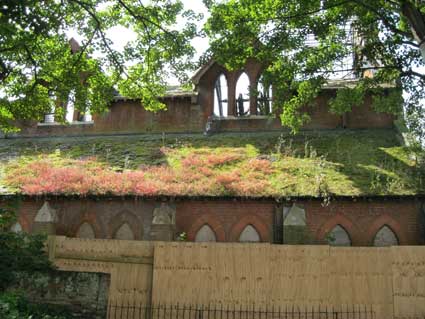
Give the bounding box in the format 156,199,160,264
205,0,425,138
0,206,70,319
0,291,72,319
1,130,424,197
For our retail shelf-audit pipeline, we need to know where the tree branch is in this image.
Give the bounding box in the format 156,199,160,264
349,0,413,38
401,69,425,80
115,0,175,38
68,0,127,76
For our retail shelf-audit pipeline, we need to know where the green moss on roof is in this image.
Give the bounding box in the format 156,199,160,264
1,129,424,197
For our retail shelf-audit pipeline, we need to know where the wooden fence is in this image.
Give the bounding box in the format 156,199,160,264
47,237,425,319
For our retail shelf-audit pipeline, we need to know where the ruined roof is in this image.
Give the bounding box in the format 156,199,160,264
0,129,422,198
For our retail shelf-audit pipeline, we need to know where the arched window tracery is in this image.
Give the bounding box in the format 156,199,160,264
235,72,250,116
214,74,228,117
256,75,272,115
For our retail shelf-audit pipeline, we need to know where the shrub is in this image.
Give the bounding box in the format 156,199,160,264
0,292,71,319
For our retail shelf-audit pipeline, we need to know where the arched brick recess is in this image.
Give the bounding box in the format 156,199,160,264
366,215,406,245
108,210,142,240
73,220,100,239
229,215,270,242
201,64,229,118
68,209,104,238
316,214,361,245
187,215,226,242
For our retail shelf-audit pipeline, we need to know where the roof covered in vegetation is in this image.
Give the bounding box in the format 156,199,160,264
0,129,424,198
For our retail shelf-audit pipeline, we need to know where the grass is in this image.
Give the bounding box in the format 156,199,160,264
0,129,424,197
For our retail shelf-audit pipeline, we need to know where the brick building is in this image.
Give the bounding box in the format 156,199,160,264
1,59,423,246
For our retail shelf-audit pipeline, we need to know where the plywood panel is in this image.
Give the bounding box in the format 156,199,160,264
48,236,425,319
269,245,330,308
392,246,425,319
329,247,393,319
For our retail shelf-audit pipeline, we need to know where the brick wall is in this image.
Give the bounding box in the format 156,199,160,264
7,196,422,246
176,200,275,242
13,198,156,240
302,199,421,245
11,61,395,138
16,95,204,137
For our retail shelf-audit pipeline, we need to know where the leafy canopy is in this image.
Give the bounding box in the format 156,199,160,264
0,205,52,291
0,205,68,318
204,0,425,136
0,0,200,131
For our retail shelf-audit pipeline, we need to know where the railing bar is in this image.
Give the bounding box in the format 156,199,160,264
131,296,135,319
163,302,166,319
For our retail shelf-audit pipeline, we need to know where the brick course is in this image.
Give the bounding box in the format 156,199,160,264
6,197,422,246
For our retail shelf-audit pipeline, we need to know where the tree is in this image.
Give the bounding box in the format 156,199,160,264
0,0,200,132
204,0,425,138
0,206,51,291
0,206,67,318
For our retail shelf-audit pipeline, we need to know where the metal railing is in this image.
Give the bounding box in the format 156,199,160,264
107,302,375,319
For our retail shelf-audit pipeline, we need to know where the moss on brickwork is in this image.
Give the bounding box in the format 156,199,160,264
0,129,424,197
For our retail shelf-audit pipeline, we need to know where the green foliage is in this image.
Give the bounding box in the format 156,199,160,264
329,84,365,115
0,206,52,291
176,231,187,241
372,88,404,115
0,292,71,319
0,0,199,131
0,205,61,318
205,0,425,137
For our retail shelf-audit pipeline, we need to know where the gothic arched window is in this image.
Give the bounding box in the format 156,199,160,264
76,222,95,239
65,90,75,123
373,225,399,247
195,224,217,242
327,225,351,246
114,223,135,240
256,75,272,115
214,74,228,117
235,72,250,116
239,225,260,242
